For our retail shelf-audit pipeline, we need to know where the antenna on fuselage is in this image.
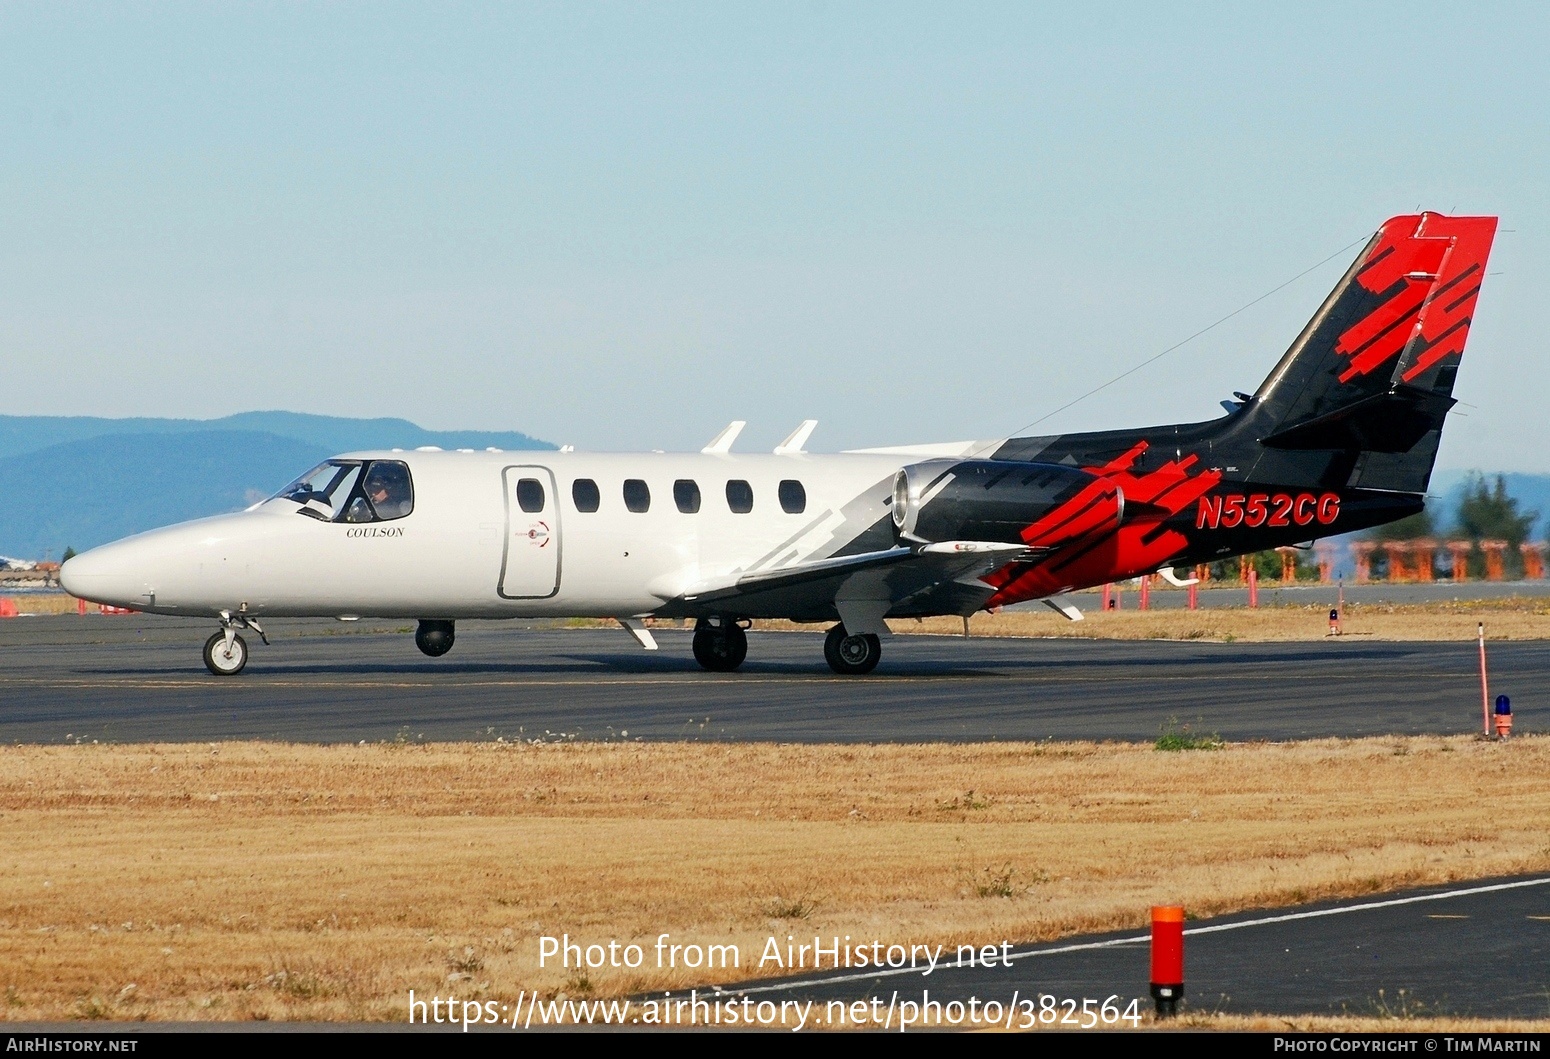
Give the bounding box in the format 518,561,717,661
701,421,746,454
773,420,817,455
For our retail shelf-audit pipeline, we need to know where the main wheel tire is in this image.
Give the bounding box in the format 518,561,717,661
415,620,456,657
824,623,881,675
692,618,748,672
203,631,248,676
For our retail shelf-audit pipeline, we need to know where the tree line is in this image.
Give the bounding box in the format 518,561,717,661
1211,473,1541,582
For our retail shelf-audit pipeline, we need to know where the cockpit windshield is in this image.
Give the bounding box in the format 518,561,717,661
272,460,414,523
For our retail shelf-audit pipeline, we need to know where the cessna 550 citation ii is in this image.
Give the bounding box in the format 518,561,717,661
62,212,1497,676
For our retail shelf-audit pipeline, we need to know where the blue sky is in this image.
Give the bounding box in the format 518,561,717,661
2,3,1546,467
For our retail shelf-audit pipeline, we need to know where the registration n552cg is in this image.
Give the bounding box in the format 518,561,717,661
1196,491,1340,530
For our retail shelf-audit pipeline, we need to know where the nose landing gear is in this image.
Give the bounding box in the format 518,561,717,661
204,610,267,676
203,631,247,675
415,619,456,657
692,617,748,672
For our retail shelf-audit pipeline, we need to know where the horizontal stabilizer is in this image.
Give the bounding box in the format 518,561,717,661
1260,384,1454,454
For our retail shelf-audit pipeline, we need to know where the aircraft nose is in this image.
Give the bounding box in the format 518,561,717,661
60,542,155,609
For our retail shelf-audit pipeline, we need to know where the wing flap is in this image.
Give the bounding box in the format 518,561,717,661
664,541,1035,610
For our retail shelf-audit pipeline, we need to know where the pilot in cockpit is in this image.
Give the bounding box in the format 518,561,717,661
361,461,413,520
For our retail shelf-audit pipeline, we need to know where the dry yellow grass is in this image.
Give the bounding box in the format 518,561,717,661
888,597,1550,641
2,736,1547,1023
647,595,1550,641
10,587,1550,639
3,594,94,615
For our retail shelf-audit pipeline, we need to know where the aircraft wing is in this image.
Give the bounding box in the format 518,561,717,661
671,546,915,603
659,541,1037,626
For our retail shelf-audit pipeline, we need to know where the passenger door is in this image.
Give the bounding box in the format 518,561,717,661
499,466,561,599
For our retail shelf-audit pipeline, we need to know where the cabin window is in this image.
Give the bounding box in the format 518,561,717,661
274,459,414,523
726,479,754,513
623,479,651,513
779,479,806,514
516,478,545,513
572,479,600,512
674,479,701,514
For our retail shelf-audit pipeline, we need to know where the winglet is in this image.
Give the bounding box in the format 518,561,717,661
773,420,818,455
701,421,746,454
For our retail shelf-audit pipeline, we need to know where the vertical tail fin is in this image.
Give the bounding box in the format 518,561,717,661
1247,212,1497,492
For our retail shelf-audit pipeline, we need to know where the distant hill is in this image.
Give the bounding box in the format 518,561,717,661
0,413,554,559
0,411,552,462
0,431,330,559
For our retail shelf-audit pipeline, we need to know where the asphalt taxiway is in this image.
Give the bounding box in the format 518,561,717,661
0,615,1541,744
702,875,1550,1021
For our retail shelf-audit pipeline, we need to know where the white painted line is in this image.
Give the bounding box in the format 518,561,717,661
1175,876,1550,938
716,877,1550,997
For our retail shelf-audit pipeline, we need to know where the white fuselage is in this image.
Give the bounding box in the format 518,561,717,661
61,448,916,620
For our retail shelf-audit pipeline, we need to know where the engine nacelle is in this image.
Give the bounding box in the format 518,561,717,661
892,459,1123,548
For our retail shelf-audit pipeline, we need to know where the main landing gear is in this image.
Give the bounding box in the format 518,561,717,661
692,617,748,672
204,610,267,676
689,617,883,674
416,619,456,657
824,623,881,675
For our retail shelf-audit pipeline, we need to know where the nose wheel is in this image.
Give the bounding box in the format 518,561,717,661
204,631,248,675
692,617,748,672
824,623,881,675
203,611,266,676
